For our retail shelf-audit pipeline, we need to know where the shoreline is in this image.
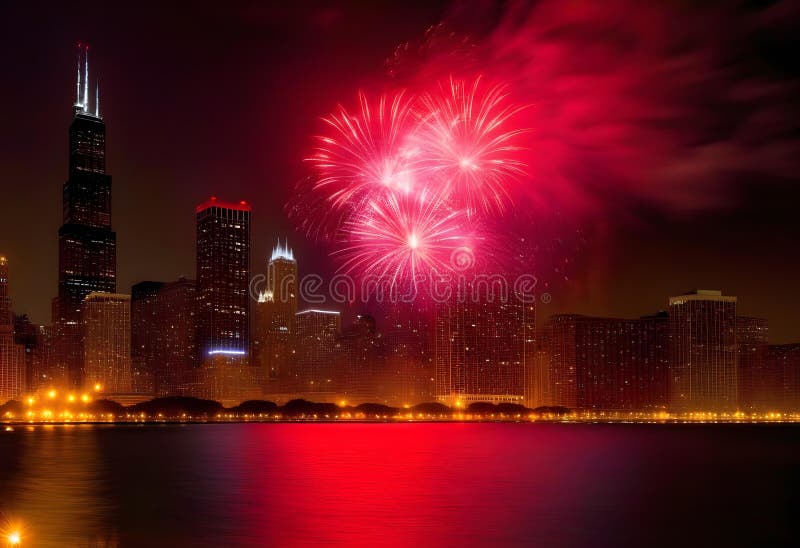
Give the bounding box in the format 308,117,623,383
5,418,800,426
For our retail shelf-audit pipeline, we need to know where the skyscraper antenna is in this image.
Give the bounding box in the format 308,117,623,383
76,44,82,107
95,80,100,117
83,45,89,112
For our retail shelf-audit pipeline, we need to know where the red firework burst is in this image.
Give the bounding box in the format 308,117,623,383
335,188,469,286
306,90,421,210
294,76,529,287
415,76,528,214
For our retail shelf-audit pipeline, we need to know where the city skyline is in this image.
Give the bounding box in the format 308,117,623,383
1,2,800,344
2,4,799,547
0,42,798,412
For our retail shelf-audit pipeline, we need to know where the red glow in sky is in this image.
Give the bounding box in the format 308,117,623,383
299,76,528,287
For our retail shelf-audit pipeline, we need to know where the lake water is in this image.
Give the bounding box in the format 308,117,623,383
0,423,797,547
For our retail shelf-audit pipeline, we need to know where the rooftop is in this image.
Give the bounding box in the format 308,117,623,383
195,196,252,213
297,309,340,316
270,239,295,261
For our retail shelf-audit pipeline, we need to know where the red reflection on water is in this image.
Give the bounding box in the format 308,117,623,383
3,424,796,546
232,423,623,546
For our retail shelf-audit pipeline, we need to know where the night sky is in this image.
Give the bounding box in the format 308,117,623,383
1,0,799,342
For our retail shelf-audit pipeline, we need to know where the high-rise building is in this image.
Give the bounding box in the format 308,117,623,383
155,278,198,396
131,278,201,397
196,198,251,402
638,312,671,409
669,290,737,412
35,325,55,392
195,197,251,362
131,281,164,395
83,292,131,394
434,292,533,407
528,334,552,408
766,344,800,412
541,316,577,408
256,241,298,391
339,314,384,404
294,309,340,397
54,46,116,390
131,279,198,396
13,314,43,394
382,301,435,406
543,313,669,411
736,316,769,411
0,256,25,402
252,290,273,382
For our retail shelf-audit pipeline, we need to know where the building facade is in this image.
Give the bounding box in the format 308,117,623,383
294,309,340,397
736,316,769,411
528,336,552,409
13,314,44,394
195,197,251,363
638,312,671,409
382,301,435,406
765,344,800,412
131,279,197,397
543,313,669,411
434,292,533,406
0,257,24,402
339,314,384,404
83,292,131,394
668,290,737,412
156,279,198,396
130,281,164,395
256,241,298,392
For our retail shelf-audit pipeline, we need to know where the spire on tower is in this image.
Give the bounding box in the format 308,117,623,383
270,238,295,262
95,81,100,117
76,44,82,107
83,45,89,112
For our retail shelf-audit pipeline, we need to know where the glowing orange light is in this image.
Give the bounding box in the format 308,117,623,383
93,383,103,392
47,390,57,399
7,531,21,545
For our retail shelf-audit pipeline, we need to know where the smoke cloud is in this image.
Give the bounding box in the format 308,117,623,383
389,0,800,218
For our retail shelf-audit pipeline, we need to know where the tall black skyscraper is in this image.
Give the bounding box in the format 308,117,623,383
196,197,251,362
53,45,116,389
195,197,252,402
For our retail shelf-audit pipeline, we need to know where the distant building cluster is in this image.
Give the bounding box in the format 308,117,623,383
534,295,799,412
1,53,800,412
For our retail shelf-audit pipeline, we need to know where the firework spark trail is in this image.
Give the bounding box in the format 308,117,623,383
298,76,530,285
335,187,469,286
306,90,421,210
415,76,528,215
